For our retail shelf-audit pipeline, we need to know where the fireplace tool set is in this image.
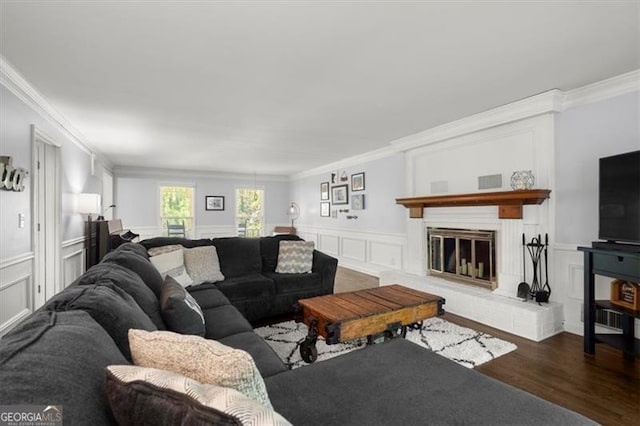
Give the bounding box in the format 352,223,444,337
517,233,551,304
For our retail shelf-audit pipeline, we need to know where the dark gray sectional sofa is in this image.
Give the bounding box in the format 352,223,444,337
139,234,337,323
0,239,596,425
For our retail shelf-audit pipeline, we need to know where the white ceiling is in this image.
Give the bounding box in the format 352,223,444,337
1,1,639,176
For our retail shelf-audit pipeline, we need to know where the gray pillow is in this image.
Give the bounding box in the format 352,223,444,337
45,282,157,361
160,276,206,336
75,263,166,330
0,310,128,426
103,250,164,298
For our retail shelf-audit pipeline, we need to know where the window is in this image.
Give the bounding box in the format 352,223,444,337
235,188,264,237
160,185,194,237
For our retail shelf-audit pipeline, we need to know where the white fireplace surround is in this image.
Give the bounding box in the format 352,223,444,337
381,113,563,342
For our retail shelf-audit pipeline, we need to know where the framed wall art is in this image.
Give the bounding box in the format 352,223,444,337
320,182,329,200
320,202,330,217
351,194,365,210
351,172,365,191
205,195,225,211
331,184,349,205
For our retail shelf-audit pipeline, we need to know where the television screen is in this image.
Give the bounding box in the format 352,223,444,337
598,150,640,244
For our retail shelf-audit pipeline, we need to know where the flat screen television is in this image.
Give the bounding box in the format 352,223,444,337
598,150,640,246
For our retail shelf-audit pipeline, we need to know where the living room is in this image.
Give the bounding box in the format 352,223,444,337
1,1,639,424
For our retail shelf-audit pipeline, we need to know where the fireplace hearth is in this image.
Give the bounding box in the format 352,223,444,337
428,228,496,289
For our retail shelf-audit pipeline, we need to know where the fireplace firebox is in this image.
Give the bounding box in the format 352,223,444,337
428,228,496,289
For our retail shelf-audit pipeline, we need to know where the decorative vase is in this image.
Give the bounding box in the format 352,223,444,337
510,170,534,190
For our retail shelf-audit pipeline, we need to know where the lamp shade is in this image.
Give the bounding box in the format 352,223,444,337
78,193,102,214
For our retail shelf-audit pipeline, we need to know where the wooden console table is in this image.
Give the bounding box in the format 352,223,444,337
578,246,640,358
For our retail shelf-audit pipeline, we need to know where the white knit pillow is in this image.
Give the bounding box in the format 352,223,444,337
183,246,225,284
128,329,271,407
149,248,193,287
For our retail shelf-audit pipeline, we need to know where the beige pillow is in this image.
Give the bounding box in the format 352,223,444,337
149,248,193,287
106,365,291,426
128,329,271,407
183,246,225,284
275,241,314,274
147,244,183,257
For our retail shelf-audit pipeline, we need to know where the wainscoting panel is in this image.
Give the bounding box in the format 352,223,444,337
0,253,34,337
341,238,367,262
62,237,85,287
195,225,236,239
298,225,406,276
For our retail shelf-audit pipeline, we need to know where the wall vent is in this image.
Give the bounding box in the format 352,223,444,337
581,306,623,330
431,180,448,194
478,174,502,190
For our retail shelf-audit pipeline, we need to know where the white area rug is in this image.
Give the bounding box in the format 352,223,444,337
255,317,517,369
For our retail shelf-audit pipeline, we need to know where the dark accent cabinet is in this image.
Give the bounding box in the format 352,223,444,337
578,246,640,358
85,220,110,270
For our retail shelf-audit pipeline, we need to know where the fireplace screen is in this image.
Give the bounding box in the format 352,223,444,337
428,228,496,289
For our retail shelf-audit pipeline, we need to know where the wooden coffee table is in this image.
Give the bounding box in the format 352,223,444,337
296,284,445,363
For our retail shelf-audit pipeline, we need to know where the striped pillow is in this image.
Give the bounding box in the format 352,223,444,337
275,241,314,274
106,365,292,426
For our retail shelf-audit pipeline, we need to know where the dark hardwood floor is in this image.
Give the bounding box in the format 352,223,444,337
334,267,640,426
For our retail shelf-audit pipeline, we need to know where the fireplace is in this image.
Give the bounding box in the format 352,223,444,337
427,227,497,290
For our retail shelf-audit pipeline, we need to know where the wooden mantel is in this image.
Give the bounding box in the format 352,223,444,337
396,189,551,220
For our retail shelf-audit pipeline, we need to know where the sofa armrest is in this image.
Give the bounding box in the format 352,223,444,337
312,250,338,295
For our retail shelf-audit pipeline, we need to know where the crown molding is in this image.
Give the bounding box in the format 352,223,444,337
114,166,289,182
289,145,400,180
0,55,109,164
562,69,640,109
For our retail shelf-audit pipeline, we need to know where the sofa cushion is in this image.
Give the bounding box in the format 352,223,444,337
44,283,157,361
140,237,213,250
150,248,194,287
102,249,164,298
184,245,225,284
160,276,206,336
260,234,301,272
0,310,128,426
187,283,231,310
212,237,262,278
275,241,315,274
218,331,289,378
265,272,322,295
215,274,275,301
115,242,149,259
200,304,254,340
75,263,166,330
106,366,292,426
129,329,271,407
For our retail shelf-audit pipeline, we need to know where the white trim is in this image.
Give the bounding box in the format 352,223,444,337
290,146,400,180
115,166,288,182
0,274,32,293
0,252,34,270
0,55,100,157
62,236,86,248
563,69,640,109
0,309,31,337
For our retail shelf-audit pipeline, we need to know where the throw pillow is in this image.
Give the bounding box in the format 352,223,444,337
183,245,225,284
160,276,206,336
128,329,271,407
275,241,314,274
147,244,183,257
149,248,194,287
106,365,292,426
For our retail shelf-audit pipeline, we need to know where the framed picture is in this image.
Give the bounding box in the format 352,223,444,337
351,172,365,191
320,202,330,217
352,194,365,210
205,195,225,211
331,184,349,205
320,182,330,200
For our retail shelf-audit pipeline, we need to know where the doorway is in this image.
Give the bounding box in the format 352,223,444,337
31,126,61,309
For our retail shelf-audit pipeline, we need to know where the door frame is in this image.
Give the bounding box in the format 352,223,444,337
31,125,61,309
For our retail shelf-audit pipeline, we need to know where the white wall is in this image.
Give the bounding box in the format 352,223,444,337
1,84,98,335
554,91,640,336
115,169,290,239
289,153,407,275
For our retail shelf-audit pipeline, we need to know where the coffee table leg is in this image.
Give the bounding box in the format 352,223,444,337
300,317,319,363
